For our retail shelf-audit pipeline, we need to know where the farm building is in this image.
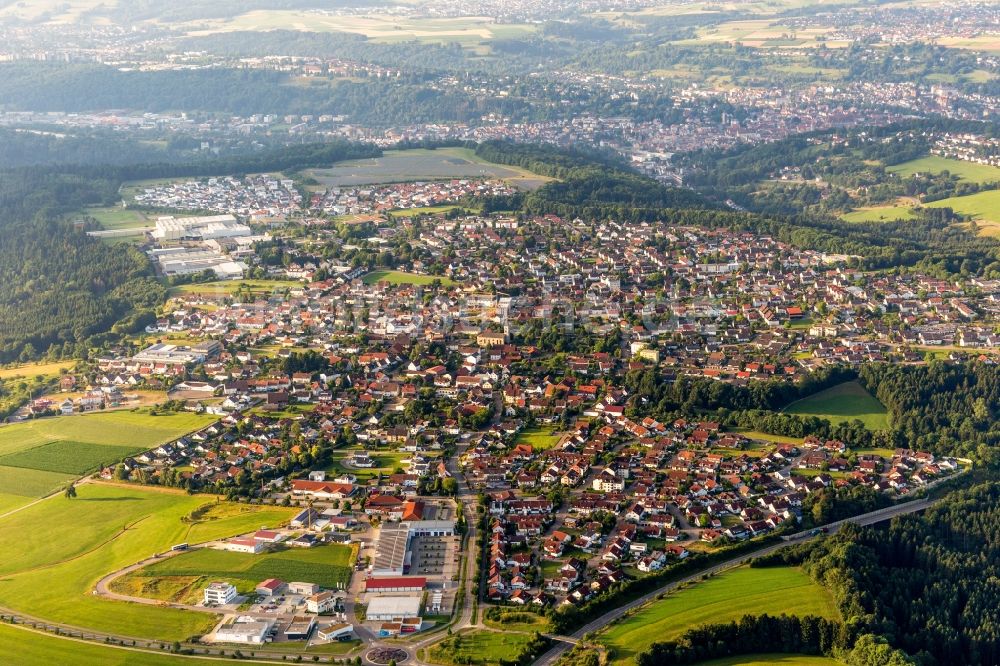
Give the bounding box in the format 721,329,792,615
256,578,286,597
289,581,320,596
290,507,320,529
290,480,356,500
254,529,284,544
223,537,264,554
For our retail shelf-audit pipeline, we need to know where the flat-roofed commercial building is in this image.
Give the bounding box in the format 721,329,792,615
372,523,410,577
365,595,422,622
371,520,455,577
317,623,353,641
213,617,273,644
153,215,251,242
132,340,222,366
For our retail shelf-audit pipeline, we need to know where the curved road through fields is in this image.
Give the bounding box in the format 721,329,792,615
0,457,948,666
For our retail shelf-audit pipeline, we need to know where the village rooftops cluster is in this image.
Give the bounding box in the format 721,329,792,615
314,179,515,216
134,175,302,218
96,216,1000,394
473,414,960,606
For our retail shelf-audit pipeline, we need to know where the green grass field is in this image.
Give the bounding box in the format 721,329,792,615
731,429,802,445
792,468,852,480
482,610,551,634
851,447,897,459
889,156,1000,183
697,655,842,666
598,567,839,666
926,189,1000,227
82,206,152,230
362,270,456,286
0,360,75,381
0,411,215,499
513,427,563,451
0,623,224,666
0,465,77,499
389,204,480,217
0,483,295,640
0,411,216,456
782,381,889,430
0,440,140,475
0,490,34,514
427,629,538,666
141,543,354,591
326,449,410,481
840,204,917,223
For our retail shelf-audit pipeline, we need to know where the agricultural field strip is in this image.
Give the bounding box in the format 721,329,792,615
140,545,354,590
362,270,456,286
0,440,141,475
597,566,839,666
306,147,548,188
0,411,216,461
0,466,78,499
887,156,1000,184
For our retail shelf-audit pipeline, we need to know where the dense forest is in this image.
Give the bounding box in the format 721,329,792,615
858,362,1000,464
0,128,175,168
0,166,163,364
616,364,880,450
748,481,1000,665
0,127,364,169
0,225,161,364
476,140,709,216
614,358,1000,467
634,614,853,665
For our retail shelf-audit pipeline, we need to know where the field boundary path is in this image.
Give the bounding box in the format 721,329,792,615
94,541,216,611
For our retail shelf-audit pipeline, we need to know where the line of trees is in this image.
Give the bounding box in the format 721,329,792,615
634,614,850,665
